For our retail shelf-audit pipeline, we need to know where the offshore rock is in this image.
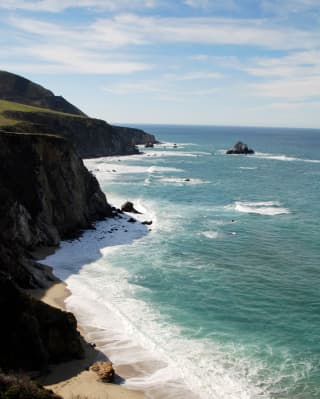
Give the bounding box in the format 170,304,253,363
121,201,142,214
226,141,254,154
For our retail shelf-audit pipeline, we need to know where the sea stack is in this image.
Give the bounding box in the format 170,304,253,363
226,141,254,154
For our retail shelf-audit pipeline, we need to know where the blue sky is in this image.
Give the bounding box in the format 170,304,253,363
1,0,320,128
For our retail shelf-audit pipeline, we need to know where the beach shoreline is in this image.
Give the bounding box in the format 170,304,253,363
30,248,145,399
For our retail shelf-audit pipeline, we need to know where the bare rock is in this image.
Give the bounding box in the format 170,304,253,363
226,141,254,155
121,201,142,214
90,361,115,382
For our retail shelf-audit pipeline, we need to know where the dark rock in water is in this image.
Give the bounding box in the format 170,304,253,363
142,220,152,225
184,178,190,182
121,201,142,214
226,141,254,155
128,217,136,223
145,142,154,148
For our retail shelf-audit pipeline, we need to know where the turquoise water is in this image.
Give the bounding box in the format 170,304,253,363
94,125,320,398
50,125,318,399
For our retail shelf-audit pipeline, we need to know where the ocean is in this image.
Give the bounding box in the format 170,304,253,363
45,125,320,399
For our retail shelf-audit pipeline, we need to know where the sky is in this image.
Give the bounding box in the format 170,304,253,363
1,0,320,128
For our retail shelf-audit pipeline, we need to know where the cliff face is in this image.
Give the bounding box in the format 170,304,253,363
3,110,158,158
0,130,113,372
0,131,112,250
0,70,85,116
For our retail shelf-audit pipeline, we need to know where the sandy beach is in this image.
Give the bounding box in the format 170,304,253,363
31,277,145,399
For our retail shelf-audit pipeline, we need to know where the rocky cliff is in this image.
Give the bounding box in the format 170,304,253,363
0,71,158,158
0,130,113,372
3,109,157,158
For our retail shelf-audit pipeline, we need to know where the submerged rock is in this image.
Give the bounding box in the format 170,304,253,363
142,220,152,225
226,141,254,154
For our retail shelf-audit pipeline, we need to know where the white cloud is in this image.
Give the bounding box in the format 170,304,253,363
103,79,219,99
4,44,151,74
251,76,320,99
87,14,320,51
9,13,320,52
260,0,320,15
184,0,237,10
165,71,223,80
0,0,156,12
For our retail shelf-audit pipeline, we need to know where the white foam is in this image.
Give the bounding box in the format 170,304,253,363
159,177,208,185
239,167,257,170
200,231,220,239
253,152,320,163
228,201,290,216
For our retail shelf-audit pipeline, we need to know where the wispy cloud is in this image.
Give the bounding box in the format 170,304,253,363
251,76,320,100
0,0,157,12
260,0,320,15
103,78,219,100
9,13,320,51
165,71,223,80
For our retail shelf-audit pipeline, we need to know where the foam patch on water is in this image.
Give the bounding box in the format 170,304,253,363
228,201,290,216
253,152,320,163
159,177,209,185
217,149,320,163
239,167,257,170
200,231,220,239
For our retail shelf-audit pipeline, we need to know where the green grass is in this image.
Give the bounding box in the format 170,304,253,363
0,99,86,127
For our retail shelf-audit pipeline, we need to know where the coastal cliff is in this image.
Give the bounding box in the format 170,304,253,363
0,71,158,158
0,71,158,388
0,130,113,372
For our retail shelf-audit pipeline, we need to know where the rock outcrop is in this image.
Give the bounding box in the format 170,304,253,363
226,141,254,154
121,201,142,214
0,372,62,399
0,273,84,372
90,361,115,382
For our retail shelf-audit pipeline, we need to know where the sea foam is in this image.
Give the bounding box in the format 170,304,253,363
229,201,290,215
